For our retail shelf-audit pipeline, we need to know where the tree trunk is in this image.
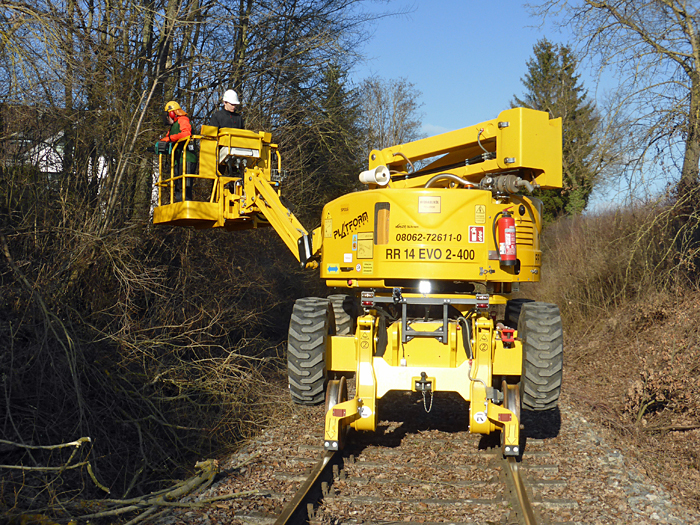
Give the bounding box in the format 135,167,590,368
234,0,254,89
133,157,154,222
678,73,700,200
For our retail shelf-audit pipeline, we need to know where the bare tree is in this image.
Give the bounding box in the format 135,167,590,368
0,0,379,232
531,1,700,200
0,0,387,513
360,76,424,153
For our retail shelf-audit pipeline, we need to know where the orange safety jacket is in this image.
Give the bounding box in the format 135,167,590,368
161,114,192,142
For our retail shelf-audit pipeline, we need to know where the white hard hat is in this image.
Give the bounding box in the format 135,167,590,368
223,90,240,105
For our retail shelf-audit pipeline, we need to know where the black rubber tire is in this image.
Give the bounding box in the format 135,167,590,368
328,294,356,335
518,302,563,411
504,298,535,329
287,297,334,405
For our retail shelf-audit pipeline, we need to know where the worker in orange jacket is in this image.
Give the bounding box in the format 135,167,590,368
157,101,196,201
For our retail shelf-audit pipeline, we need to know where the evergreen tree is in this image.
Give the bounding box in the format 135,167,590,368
513,39,599,220
280,64,363,222
313,65,364,199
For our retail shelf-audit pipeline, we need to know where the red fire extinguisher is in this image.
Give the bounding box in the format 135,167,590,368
497,209,517,267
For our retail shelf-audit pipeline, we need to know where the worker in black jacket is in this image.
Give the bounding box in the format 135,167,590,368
209,90,243,129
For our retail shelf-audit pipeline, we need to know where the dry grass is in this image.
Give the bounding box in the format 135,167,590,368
523,200,700,510
533,205,681,328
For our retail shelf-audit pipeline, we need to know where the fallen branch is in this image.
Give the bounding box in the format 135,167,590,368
0,436,109,493
75,458,267,522
644,423,700,433
228,450,262,471
0,437,92,450
88,462,111,493
0,461,88,471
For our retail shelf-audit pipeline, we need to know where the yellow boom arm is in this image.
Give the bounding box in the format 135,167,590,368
369,107,562,190
152,108,560,268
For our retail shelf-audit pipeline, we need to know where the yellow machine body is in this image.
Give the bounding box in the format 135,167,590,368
320,189,542,286
152,108,563,457
322,296,522,447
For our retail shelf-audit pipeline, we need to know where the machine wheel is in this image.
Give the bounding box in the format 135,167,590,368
500,380,521,449
328,294,356,335
325,376,349,450
502,380,521,421
518,302,563,411
504,298,535,329
287,297,334,405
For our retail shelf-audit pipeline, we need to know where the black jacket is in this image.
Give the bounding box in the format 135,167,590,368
209,109,243,129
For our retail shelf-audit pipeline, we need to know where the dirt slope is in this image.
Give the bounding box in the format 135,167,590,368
562,291,700,512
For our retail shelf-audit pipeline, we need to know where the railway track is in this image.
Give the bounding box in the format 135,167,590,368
205,389,577,525
272,447,543,525
154,388,700,525
272,392,545,525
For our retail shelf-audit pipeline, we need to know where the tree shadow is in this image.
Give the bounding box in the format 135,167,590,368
342,391,562,460
345,391,470,454
521,407,562,439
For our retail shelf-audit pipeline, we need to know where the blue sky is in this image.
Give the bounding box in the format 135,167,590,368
351,1,578,135
350,1,634,209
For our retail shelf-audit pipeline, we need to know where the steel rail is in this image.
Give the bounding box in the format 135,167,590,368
273,450,337,525
505,456,539,525
272,442,538,525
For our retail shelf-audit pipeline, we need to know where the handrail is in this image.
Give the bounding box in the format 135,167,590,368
156,135,214,203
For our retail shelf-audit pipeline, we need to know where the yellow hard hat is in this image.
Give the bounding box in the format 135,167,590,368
164,100,181,112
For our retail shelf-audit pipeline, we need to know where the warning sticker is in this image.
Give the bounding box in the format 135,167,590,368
357,232,373,259
324,213,333,238
474,204,486,224
362,262,374,274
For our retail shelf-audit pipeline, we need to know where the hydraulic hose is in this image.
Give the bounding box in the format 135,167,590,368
458,316,473,359
392,152,414,173
517,178,535,193
425,173,477,188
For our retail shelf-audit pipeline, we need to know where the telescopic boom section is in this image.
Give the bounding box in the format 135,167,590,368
367,107,562,190
249,173,318,265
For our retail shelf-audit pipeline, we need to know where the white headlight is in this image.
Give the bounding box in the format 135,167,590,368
419,280,431,294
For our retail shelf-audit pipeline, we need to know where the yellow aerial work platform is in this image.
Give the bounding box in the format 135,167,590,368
152,108,565,457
